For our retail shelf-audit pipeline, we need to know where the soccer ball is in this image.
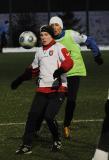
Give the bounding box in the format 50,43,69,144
19,31,37,49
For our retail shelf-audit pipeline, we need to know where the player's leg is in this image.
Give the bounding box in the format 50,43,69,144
63,76,80,138
92,97,109,160
45,92,65,151
16,93,47,154
30,92,45,135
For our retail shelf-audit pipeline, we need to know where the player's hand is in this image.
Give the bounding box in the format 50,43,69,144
53,68,65,79
94,55,103,65
11,77,23,90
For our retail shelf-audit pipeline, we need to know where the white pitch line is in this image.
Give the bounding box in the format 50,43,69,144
0,119,103,126
73,119,103,122
0,122,25,126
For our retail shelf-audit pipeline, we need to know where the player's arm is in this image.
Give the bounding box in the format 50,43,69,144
71,30,103,65
11,65,39,90
53,47,74,79
11,51,39,90
85,36,104,65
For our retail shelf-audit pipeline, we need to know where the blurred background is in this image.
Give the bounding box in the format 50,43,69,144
0,0,109,47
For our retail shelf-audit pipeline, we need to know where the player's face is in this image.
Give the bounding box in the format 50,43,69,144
50,23,62,36
40,32,53,46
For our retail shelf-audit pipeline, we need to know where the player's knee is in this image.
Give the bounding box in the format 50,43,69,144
45,115,52,122
28,111,38,118
67,98,76,105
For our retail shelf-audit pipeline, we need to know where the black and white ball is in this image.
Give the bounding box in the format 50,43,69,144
19,31,37,49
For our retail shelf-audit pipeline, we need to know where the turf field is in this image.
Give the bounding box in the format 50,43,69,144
0,51,109,160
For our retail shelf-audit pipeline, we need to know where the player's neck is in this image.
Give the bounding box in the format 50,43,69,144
43,39,56,50
55,30,65,40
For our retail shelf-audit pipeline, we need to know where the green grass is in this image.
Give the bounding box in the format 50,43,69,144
0,51,109,160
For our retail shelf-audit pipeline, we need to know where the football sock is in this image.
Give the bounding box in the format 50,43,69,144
93,149,108,160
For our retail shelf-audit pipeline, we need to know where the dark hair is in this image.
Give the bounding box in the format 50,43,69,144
40,25,54,38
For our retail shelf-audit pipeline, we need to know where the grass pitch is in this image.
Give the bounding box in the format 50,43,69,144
0,51,109,160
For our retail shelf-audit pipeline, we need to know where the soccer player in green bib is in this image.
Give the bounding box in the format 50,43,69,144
49,16,103,138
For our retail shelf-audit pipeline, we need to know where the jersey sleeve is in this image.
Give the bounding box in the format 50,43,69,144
71,30,87,44
31,49,39,69
58,44,74,72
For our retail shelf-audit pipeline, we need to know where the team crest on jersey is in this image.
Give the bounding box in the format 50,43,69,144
49,50,54,56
